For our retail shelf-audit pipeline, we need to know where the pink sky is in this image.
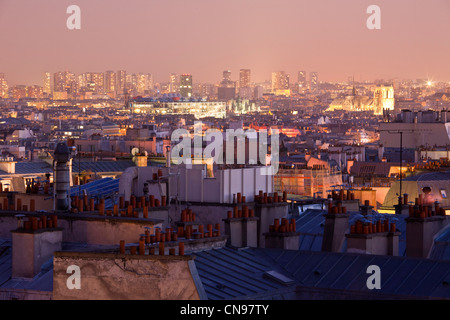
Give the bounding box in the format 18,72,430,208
1,0,450,85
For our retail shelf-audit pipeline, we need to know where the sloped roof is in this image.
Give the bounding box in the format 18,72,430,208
1,236,449,300
350,161,399,177
430,227,450,261
0,162,52,176
193,246,288,300
404,171,450,182
294,209,409,256
70,177,120,209
0,160,136,176
256,248,450,299
193,247,450,300
72,160,136,173
0,238,115,293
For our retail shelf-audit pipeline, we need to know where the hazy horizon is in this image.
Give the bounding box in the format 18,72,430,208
1,0,450,86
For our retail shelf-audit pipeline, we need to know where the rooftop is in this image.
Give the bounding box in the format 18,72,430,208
404,171,450,182
294,209,410,256
1,238,448,300
0,160,137,176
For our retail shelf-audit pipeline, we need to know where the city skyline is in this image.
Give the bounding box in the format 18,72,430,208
0,68,446,89
1,0,450,85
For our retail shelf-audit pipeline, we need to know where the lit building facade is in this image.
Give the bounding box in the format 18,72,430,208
239,69,251,88
271,71,290,95
26,85,44,99
218,70,236,100
327,85,395,115
373,85,395,114
297,70,307,92
54,71,76,96
180,74,193,98
43,72,51,95
116,70,127,95
169,74,180,93
0,74,8,98
310,72,319,92
130,98,226,119
104,71,116,95
136,73,152,94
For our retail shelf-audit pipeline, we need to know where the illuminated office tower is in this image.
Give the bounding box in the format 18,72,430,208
11,85,27,101
223,70,232,81
53,71,67,93
85,72,104,95
53,72,64,92
193,83,203,97
271,71,290,92
54,71,75,95
117,70,127,94
0,74,8,98
105,71,116,95
27,85,44,99
201,84,214,98
310,72,319,92
169,74,180,93
238,69,252,99
218,70,236,100
43,72,51,95
137,74,146,94
239,69,251,88
135,73,152,95
127,74,138,94
93,72,104,94
84,73,95,93
297,71,307,91
146,74,153,92
77,73,87,90
180,74,193,98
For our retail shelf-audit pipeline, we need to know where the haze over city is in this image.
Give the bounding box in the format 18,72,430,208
1,0,450,85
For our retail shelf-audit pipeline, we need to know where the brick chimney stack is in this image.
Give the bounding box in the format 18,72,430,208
406,202,449,258
12,216,62,278
321,201,349,252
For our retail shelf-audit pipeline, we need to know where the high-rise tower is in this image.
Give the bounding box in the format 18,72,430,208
180,74,193,98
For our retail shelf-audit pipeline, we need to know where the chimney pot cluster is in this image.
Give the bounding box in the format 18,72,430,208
181,208,196,222
179,223,221,239
229,205,254,219
350,219,395,235
0,198,36,212
19,214,58,231
329,189,355,201
119,239,187,256
70,192,167,218
328,201,347,214
121,211,224,256
268,218,296,233
254,190,287,204
408,198,446,218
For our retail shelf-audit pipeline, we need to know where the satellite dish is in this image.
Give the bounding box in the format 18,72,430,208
131,148,140,156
